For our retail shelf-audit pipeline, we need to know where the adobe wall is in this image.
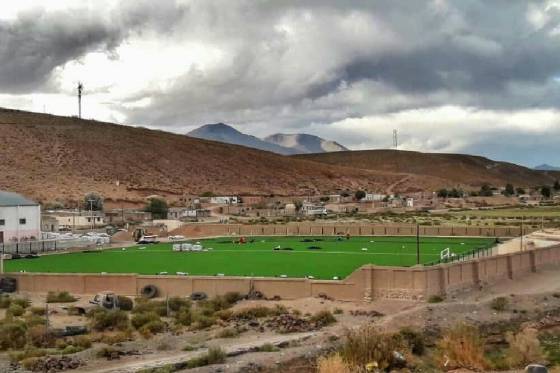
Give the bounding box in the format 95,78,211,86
172,223,531,239
9,243,560,302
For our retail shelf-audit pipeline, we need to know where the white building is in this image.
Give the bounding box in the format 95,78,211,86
406,198,414,207
302,202,327,216
364,193,386,202
209,196,239,204
0,191,41,243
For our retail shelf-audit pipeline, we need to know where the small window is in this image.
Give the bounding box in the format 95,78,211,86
19,218,26,225
0,219,5,226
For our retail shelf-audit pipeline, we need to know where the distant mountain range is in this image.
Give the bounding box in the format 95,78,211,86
187,123,348,155
534,164,560,171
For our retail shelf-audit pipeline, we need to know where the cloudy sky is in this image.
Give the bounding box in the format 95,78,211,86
2,0,560,167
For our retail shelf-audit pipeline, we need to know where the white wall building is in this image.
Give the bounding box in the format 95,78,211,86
364,193,386,202
209,196,238,204
302,202,327,216
0,191,41,243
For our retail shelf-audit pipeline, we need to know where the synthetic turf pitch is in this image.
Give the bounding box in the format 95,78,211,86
5,236,495,279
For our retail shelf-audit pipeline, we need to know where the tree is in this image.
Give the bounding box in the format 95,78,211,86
479,184,493,197
83,192,103,211
293,200,303,215
340,191,350,198
554,180,560,191
516,187,526,195
319,196,330,203
355,190,366,201
201,191,215,197
541,186,552,199
503,183,514,197
145,198,168,219
437,189,449,198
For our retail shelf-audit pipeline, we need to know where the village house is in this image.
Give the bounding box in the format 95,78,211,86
0,191,41,243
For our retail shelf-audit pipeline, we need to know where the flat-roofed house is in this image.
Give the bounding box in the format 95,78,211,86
0,191,41,243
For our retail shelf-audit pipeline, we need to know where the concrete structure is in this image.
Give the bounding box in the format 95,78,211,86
209,196,238,204
167,208,210,220
9,242,560,302
0,191,41,243
302,202,327,216
364,193,386,202
53,212,105,230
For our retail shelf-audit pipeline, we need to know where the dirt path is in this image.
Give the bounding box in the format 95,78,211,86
83,332,316,373
385,174,412,194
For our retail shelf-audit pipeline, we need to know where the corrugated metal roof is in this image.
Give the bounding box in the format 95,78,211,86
0,191,38,207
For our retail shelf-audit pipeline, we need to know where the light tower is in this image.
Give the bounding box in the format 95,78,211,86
392,129,398,149
77,82,83,119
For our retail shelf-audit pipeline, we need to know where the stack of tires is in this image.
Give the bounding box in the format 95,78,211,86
0,277,17,293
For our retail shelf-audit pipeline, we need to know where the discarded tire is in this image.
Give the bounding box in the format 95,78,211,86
141,285,158,299
190,292,207,301
0,277,17,293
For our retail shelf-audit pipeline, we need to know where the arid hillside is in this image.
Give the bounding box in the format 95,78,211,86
0,108,402,205
296,150,560,190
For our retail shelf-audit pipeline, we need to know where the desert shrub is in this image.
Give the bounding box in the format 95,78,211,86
428,295,444,303
185,346,226,368
399,327,425,355
505,328,543,368
66,307,83,316
8,347,48,362
96,331,132,345
96,346,122,359
257,343,279,352
88,309,130,331
0,320,27,350
11,297,31,309
8,303,25,317
60,345,83,355
46,291,77,303
29,307,46,316
27,325,56,348
214,309,233,321
436,323,488,371
72,335,92,349
317,354,351,373
23,314,47,328
490,297,508,312
333,308,344,315
310,310,336,327
174,308,192,326
234,305,286,320
168,297,191,312
131,312,161,330
191,313,216,330
223,292,243,305
117,296,134,311
139,320,166,338
133,299,167,316
0,295,11,308
21,357,43,371
215,327,240,339
340,325,403,371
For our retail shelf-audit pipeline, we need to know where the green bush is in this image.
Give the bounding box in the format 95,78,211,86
310,310,336,327
174,308,192,326
257,343,279,352
428,295,444,303
0,295,11,309
192,313,216,330
132,312,161,330
7,303,25,317
133,299,167,316
215,327,240,338
88,309,130,331
27,325,56,348
0,320,27,350
490,297,508,312
139,320,166,338
46,291,77,303
185,347,226,368
168,297,191,312
29,307,46,316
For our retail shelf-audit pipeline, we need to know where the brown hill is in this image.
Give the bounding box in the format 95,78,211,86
0,108,403,205
295,150,560,190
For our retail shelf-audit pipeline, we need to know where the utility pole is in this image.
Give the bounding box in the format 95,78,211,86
88,199,95,231
520,216,524,251
77,82,83,119
392,129,398,149
416,223,420,265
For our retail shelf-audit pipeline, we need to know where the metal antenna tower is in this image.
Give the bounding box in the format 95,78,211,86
392,129,398,149
77,82,83,118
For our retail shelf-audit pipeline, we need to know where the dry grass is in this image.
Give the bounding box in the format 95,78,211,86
436,322,488,371
317,354,351,373
505,328,544,368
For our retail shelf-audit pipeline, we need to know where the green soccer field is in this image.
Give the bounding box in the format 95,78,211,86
5,236,496,279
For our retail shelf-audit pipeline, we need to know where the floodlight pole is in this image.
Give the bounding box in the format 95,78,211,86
416,223,420,265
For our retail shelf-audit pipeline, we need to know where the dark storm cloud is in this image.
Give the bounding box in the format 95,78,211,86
0,0,185,93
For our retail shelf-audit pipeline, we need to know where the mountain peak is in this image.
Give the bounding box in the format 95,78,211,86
534,164,560,171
